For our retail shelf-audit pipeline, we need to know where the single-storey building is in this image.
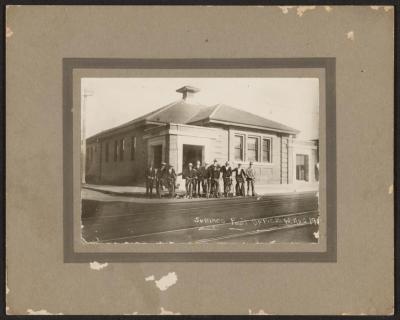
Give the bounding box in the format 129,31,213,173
85,86,318,188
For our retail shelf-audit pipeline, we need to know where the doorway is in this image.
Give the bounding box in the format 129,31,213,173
182,144,203,170
296,154,309,181
152,145,163,168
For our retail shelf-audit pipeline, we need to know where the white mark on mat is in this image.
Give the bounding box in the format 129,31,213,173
89,261,109,270
324,6,332,12
278,5,322,16
346,31,355,41
160,307,181,315
249,309,270,315
145,275,155,281
27,309,63,315
229,228,245,231
269,240,276,244
278,6,295,14
147,272,177,291
313,231,320,239
296,6,316,17
124,312,139,315
6,306,10,314
6,27,13,38
388,184,393,195
371,6,393,11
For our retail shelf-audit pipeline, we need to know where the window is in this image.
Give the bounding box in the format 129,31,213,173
296,154,309,181
262,138,272,163
105,142,109,162
131,136,136,161
119,139,125,161
114,140,118,162
247,137,259,162
234,135,244,161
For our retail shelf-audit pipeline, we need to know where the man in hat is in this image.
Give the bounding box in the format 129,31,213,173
145,163,156,198
182,162,197,198
245,161,256,197
159,161,167,179
221,161,233,197
233,163,246,196
195,160,207,197
153,167,160,198
156,161,167,197
210,159,221,198
205,161,213,198
165,164,177,198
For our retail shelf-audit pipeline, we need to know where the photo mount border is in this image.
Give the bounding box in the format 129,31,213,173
63,58,336,263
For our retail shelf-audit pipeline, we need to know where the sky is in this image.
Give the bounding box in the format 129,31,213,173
81,78,319,140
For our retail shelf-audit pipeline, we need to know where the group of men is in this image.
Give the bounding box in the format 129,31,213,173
145,159,257,199
144,162,178,198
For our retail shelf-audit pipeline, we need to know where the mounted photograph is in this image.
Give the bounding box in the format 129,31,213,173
81,77,320,244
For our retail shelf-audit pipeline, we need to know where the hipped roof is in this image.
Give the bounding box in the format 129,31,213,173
88,99,299,140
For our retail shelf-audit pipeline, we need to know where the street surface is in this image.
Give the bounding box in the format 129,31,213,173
81,189,319,243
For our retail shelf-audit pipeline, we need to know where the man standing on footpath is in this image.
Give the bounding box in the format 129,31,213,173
206,162,213,198
156,162,167,198
245,161,257,197
166,164,177,198
221,161,233,197
195,160,207,198
233,163,246,196
182,162,197,198
210,159,221,198
145,163,156,198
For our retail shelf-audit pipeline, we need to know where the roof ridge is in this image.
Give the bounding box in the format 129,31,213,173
86,100,181,139
208,104,222,119
209,104,299,133
139,100,181,121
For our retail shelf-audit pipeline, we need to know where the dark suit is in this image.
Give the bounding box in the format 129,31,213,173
156,166,166,198
183,167,197,197
233,167,246,196
195,165,207,196
210,165,221,197
205,165,213,197
221,165,233,196
145,167,156,197
165,167,177,198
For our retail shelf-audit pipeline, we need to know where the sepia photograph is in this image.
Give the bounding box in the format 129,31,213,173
81,77,320,244
6,4,395,316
